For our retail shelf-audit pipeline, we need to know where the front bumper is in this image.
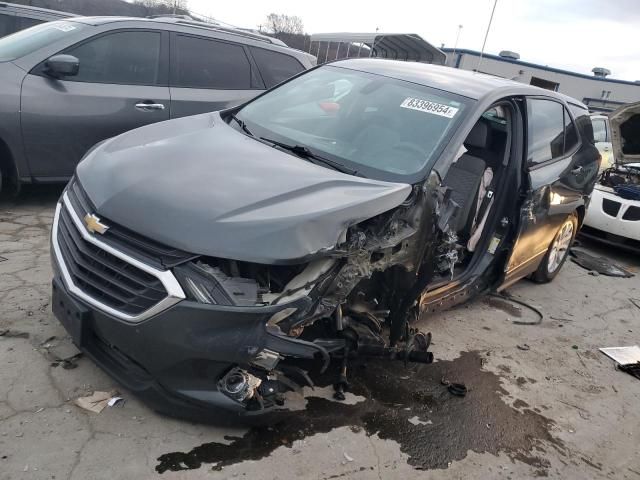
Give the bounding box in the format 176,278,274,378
52,268,320,421
53,270,272,419
50,184,329,421
582,185,640,252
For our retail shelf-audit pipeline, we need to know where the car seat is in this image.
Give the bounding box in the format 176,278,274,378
442,121,491,238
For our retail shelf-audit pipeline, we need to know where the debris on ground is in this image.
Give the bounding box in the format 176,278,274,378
517,344,531,351
0,330,29,339
630,299,640,310
74,390,119,414
600,346,640,381
447,383,468,397
600,346,640,365
343,452,354,463
569,249,634,278
488,293,544,326
408,416,433,426
108,397,125,408
619,363,640,381
39,336,83,369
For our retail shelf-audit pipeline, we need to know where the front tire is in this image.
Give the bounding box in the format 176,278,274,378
532,212,578,283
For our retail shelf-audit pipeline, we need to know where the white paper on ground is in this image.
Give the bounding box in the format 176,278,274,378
108,396,124,407
599,346,640,365
74,390,118,414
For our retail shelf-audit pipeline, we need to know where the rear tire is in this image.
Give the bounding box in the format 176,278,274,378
532,212,578,283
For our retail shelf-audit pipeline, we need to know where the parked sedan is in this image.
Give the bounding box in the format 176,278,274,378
51,60,600,422
0,16,314,193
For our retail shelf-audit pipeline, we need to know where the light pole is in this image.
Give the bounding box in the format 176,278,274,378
477,0,498,72
451,24,463,66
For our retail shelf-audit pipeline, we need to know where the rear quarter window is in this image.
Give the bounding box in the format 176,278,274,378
249,46,305,88
569,104,595,145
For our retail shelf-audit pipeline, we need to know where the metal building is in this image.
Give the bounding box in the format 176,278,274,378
444,48,640,112
309,32,446,65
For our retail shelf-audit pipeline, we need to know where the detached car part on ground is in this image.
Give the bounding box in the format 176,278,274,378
583,102,640,252
51,60,600,422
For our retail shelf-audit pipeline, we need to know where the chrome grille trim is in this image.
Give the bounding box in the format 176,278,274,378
52,192,185,323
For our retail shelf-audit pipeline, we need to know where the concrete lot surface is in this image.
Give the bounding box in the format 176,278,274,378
1,186,639,480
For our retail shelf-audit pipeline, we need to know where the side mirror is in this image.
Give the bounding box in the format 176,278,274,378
44,54,79,78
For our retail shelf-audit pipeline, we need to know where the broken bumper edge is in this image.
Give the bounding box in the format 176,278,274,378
51,268,318,423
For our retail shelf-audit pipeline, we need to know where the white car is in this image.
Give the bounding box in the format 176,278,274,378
583,103,640,252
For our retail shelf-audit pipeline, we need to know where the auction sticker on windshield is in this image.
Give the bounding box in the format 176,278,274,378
400,98,459,118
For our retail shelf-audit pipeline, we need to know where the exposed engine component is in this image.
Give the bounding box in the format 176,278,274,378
599,164,640,189
207,176,458,411
251,349,282,371
219,368,262,402
598,164,640,201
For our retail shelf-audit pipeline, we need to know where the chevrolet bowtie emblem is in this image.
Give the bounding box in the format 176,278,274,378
84,213,109,235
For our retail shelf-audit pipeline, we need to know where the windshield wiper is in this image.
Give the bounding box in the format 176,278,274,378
229,114,253,136
260,137,356,175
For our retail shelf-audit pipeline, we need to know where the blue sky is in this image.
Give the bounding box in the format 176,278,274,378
186,0,640,81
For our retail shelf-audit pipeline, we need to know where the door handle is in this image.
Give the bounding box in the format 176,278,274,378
571,166,583,175
135,102,165,112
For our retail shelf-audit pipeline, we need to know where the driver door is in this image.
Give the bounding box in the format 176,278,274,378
20,29,170,178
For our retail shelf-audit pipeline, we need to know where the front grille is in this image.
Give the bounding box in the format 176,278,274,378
602,198,621,218
56,204,169,315
623,206,640,222
67,180,195,269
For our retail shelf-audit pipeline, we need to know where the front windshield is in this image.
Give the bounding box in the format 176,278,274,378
0,21,85,62
236,65,472,180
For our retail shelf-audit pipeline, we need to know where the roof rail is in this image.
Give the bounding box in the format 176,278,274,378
148,14,196,21
150,16,277,44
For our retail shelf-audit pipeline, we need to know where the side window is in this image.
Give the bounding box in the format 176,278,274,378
64,31,161,85
16,17,43,30
592,119,608,143
249,47,305,88
569,104,594,145
173,35,252,89
527,99,565,165
0,13,16,37
563,108,579,153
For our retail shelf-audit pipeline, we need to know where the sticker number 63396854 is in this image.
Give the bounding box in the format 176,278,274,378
400,97,459,118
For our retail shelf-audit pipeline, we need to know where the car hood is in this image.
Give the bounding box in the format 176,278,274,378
77,112,412,264
609,101,640,165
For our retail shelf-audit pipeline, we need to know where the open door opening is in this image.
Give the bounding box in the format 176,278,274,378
424,101,523,300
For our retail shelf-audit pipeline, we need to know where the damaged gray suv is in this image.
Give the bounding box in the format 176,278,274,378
51,59,600,421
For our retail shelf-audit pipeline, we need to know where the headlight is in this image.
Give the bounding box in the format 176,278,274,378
174,258,334,307
173,262,259,306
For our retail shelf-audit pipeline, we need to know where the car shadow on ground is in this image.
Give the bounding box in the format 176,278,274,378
0,184,65,209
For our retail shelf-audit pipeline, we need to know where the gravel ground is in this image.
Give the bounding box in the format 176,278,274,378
1,186,639,480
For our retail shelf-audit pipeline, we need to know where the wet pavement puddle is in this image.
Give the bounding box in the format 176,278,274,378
156,351,564,474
